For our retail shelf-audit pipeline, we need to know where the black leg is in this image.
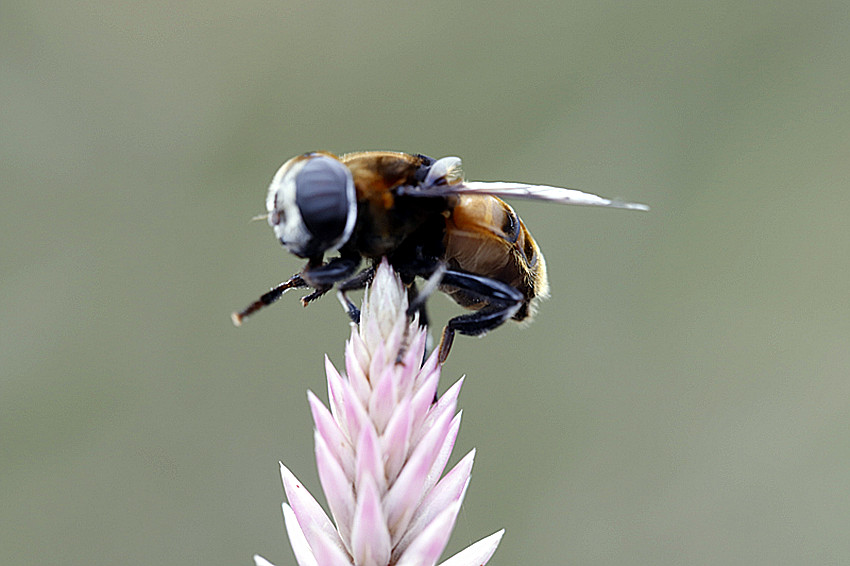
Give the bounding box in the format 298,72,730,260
300,285,332,306
232,256,361,326
406,281,431,329
302,256,361,286
231,273,308,326
406,262,446,323
336,266,375,324
435,269,524,363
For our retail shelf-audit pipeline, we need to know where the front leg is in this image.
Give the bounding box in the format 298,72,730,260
231,272,308,326
231,256,361,325
301,256,361,287
335,266,376,324
299,255,361,307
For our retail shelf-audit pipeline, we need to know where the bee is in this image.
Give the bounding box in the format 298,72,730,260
232,151,647,362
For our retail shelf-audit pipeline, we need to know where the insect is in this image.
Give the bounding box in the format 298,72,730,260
232,151,647,362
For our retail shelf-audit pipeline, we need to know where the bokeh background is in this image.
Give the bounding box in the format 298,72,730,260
3,1,848,564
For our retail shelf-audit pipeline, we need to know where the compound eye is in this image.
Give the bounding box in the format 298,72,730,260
294,156,355,251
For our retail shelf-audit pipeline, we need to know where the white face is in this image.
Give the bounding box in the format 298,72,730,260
266,157,311,255
265,154,357,258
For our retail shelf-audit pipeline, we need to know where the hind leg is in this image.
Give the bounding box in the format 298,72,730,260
436,270,524,363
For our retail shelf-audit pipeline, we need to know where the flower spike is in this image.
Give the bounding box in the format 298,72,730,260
256,259,503,566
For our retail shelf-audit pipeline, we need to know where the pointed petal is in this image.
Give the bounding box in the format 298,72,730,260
326,362,371,445
349,475,392,566
381,397,412,483
384,408,454,535
253,554,278,566
342,379,372,449
362,313,385,356
282,503,318,566
366,316,404,373
325,356,348,432
408,370,441,442
305,522,354,566
345,335,371,404
413,376,461,447
309,391,354,480
279,463,345,557
355,422,386,494
314,432,355,548
368,360,397,432
395,501,461,566
399,326,428,382
396,449,474,555
437,529,504,566
413,348,441,390
394,328,424,399
423,413,462,496
367,338,388,384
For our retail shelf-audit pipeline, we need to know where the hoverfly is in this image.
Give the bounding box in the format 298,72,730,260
233,151,647,362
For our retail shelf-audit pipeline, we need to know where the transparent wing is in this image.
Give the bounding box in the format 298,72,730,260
448,181,649,211
409,156,649,211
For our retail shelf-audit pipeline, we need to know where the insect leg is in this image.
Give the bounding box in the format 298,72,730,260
406,261,446,322
405,281,431,329
300,285,333,306
301,256,361,286
335,266,376,324
231,273,308,326
436,270,524,363
298,256,361,307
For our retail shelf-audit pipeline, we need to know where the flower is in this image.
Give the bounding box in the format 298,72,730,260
255,259,503,566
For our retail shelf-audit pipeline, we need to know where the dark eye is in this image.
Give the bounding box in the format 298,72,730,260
294,156,354,248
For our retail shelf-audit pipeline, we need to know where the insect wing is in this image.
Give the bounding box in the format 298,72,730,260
408,177,649,211
453,182,649,211
400,155,648,211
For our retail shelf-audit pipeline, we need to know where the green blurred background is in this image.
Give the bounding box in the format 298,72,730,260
3,1,848,564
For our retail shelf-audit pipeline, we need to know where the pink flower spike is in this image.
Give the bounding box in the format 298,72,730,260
258,260,503,566
438,530,505,566
350,475,392,566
